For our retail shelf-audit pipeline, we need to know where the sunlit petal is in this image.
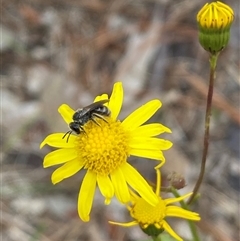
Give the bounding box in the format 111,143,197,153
94,94,109,102
165,193,192,205
130,123,172,137
129,138,173,151
166,206,200,220
51,158,84,184
40,133,76,149
121,163,158,206
109,221,138,227
130,149,165,161
122,100,161,130
110,167,130,203
78,170,97,222
58,104,75,124
97,175,114,205
43,149,77,167
109,82,123,120
162,220,183,241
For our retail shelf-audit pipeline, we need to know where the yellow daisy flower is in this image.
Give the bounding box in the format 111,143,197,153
40,82,172,222
109,169,200,241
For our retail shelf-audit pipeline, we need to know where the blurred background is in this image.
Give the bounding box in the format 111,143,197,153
1,0,239,240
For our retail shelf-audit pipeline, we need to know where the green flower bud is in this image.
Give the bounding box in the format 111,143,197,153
197,1,234,54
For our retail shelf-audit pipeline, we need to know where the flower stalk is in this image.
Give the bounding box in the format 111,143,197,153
152,236,161,241
188,1,234,205
187,53,218,205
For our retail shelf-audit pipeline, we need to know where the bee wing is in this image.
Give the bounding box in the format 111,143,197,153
80,99,109,116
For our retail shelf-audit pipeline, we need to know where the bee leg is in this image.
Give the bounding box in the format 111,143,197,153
79,126,88,136
90,117,101,127
92,113,109,124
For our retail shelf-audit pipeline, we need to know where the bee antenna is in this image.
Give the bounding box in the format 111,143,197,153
62,131,72,143
67,131,72,143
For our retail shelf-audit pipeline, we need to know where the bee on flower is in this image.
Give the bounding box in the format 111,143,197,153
40,82,172,222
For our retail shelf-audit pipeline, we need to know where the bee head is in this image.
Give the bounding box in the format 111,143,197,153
69,122,81,134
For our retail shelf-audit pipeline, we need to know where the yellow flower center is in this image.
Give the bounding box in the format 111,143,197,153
130,197,166,228
75,117,130,176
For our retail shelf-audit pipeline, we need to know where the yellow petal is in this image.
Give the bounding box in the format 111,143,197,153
110,167,130,203
97,175,114,205
200,7,210,27
165,192,192,205
162,220,183,241
109,82,123,120
129,138,173,151
109,221,138,227
78,170,97,222
155,168,161,196
51,158,84,184
40,133,76,149
121,163,158,206
129,148,165,161
43,149,77,168
94,94,109,102
197,3,208,22
130,123,172,137
122,100,162,130
217,1,234,15
58,104,75,124
166,206,200,221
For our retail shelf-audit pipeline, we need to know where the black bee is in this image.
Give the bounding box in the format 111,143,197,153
63,99,110,142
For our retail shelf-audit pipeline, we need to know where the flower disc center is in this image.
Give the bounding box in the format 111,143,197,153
130,198,166,226
76,117,130,176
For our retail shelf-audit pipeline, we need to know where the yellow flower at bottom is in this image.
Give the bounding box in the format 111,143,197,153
40,82,172,222
109,169,200,241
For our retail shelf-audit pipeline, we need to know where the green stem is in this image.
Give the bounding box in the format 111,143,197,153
160,186,172,193
152,236,161,241
187,53,219,205
171,188,201,241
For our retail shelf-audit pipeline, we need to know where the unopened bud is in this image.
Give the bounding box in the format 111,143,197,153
167,172,186,190
197,1,234,54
